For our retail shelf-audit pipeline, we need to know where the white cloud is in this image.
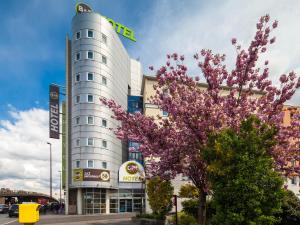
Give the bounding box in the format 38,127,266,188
0,107,61,199
129,0,300,105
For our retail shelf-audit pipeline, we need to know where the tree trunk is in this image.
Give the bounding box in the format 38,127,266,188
197,189,207,225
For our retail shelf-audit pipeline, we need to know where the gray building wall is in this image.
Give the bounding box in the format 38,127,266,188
71,12,131,190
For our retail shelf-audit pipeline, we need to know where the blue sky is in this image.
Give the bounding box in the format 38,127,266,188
0,0,154,119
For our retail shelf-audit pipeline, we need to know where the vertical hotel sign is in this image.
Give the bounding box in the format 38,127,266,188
49,85,60,139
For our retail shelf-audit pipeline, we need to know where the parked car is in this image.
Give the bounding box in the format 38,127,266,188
0,204,9,214
8,204,18,217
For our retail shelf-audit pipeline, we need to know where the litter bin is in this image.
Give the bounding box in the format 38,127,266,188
19,203,40,225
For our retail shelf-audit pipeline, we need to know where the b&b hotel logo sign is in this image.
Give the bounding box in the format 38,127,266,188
119,161,145,183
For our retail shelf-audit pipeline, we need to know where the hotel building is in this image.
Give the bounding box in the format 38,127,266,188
64,5,145,215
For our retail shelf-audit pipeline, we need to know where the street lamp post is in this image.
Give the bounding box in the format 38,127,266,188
58,170,62,204
47,142,53,199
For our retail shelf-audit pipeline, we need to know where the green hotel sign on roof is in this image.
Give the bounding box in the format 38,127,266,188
76,3,137,42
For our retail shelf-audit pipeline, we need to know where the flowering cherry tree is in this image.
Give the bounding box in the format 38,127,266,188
101,15,300,224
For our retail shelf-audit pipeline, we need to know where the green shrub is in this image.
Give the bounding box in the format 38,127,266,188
168,212,199,225
277,190,300,225
182,199,215,223
182,199,198,219
146,176,174,219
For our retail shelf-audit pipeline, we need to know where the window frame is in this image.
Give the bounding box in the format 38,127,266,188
87,137,94,146
76,95,80,104
101,33,107,44
75,73,80,82
87,94,94,103
102,140,107,148
102,162,107,169
102,119,107,127
76,31,81,40
87,51,94,60
102,76,107,85
76,160,80,168
102,55,107,64
87,29,94,38
87,116,94,125
75,52,81,61
87,160,94,168
87,72,94,81
75,116,80,125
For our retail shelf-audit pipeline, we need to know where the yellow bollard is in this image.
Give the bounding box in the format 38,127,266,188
18,203,41,225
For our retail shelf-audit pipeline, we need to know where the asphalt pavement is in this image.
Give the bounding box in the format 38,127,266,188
0,213,139,225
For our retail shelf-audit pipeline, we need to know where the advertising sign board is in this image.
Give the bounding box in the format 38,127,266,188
73,169,110,182
49,85,59,139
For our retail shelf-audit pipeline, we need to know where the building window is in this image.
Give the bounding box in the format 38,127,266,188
87,116,94,125
75,74,80,82
76,117,80,125
102,55,107,64
76,160,80,168
102,140,107,148
87,29,94,38
76,31,81,40
87,51,94,59
291,177,297,185
102,33,107,44
76,95,80,104
76,139,80,147
87,94,94,103
87,72,94,81
102,119,107,127
102,76,107,85
162,111,168,116
87,138,94,146
102,162,107,169
76,52,81,61
87,160,94,168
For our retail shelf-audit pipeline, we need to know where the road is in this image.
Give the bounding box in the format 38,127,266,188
0,213,139,225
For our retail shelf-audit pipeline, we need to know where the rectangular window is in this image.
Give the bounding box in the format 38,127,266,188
87,72,94,81
76,52,81,61
102,162,107,169
76,117,80,125
76,139,80,147
291,177,297,185
87,116,94,125
102,76,107,85
87,51,94,59
87,160,94,168
76,95,80,103
76,31,81,40
76,160,80,168
87,94,94,103
102,55,107,64
162,111,168,116
102,140,107,148
102,119,107,127
101,33,107,44
87,138,94,146
75,74,80,82
87,30,94,38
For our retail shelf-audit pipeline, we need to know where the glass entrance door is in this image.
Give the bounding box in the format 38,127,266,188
119,199,133,212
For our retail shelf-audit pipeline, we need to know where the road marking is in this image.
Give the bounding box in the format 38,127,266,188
0,220,17,225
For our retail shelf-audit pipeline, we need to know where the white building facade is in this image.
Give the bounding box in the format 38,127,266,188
65,6,144,215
